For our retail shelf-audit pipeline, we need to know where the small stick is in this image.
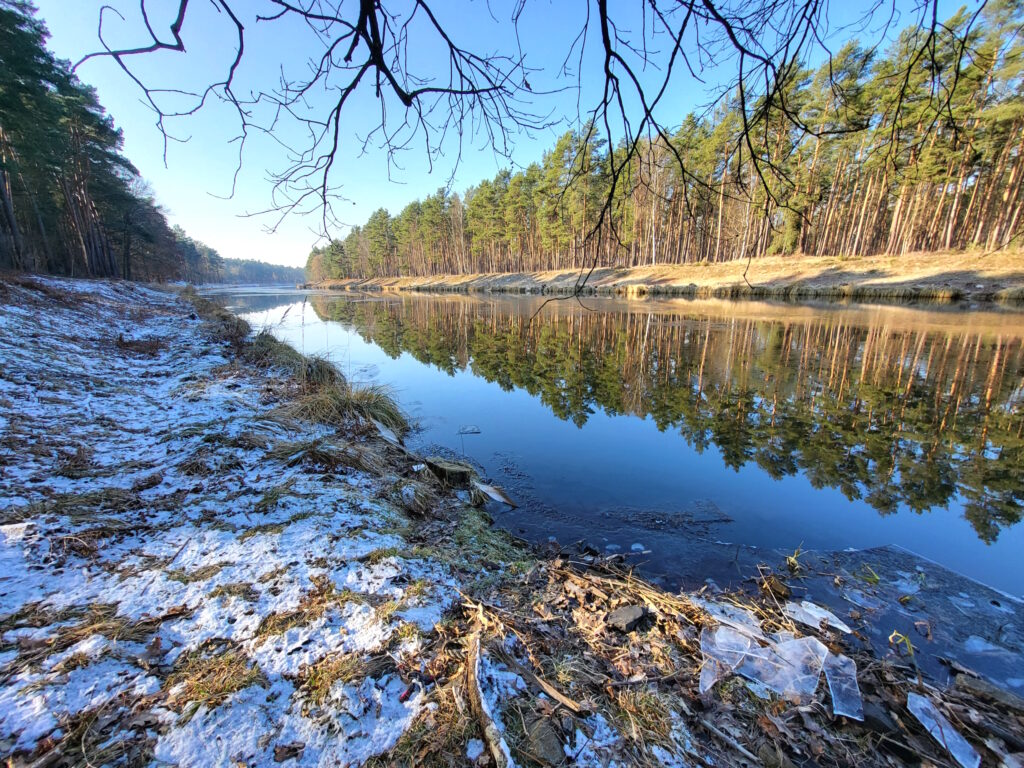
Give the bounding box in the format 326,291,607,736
698,717,761,764
465,630,513,768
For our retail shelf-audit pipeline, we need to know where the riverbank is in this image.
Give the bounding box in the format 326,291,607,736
314,250,1024,303
1,275,1020,767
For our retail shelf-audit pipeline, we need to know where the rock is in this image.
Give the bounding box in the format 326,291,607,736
526,717,565,766
606,605,645,633
424,456,473,487
274,742,305,762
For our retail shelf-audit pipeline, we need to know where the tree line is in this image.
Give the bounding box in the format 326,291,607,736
307,2,1024,281
0,2,301,285
307,294,1023,543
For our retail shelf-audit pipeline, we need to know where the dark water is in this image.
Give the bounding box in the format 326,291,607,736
214,288,1024,597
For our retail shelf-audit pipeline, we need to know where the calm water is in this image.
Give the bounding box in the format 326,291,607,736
214,289,1024,596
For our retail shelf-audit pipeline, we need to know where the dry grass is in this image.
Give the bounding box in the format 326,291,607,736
9,488,145,524
238,522,287,541
47,697,155,768
364,683,478,768
297,652,393,711
253,479,296,515
612,689,674,748
363,546,403,565
256,575,345,637
56,445,95,479
267,437,384,475
115,334,165,356
165,641,266,719
208,582,259,601
166,563,226,583
180,288,250,345
285,381,409,436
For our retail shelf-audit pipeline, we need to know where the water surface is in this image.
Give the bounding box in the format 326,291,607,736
213,288,1024,596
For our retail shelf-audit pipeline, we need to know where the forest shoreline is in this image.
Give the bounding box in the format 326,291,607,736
310,250,1024,304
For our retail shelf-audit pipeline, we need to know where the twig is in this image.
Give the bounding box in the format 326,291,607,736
465,629,513,768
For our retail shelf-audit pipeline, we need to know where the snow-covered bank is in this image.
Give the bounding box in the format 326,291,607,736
0,277,458,765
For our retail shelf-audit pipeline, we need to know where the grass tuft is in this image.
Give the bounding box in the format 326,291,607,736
180,288,250,346
208,582,259,601
267,437,383,475
256,575,343,637
165,642,266,719
166,563,226,583
285,381,409,436
297,652,393,712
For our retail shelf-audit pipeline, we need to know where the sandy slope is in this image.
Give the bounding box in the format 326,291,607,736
316,250,1024,302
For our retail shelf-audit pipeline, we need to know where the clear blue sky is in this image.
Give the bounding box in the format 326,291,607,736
31,0,962,267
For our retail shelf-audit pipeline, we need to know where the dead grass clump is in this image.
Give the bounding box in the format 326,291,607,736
244,330,305,372
253,479,296,514
256,575,339,637
115,333,165,356
22,488,145,523
178,448,216,476
166,563,226,583
208,582,259,601
347,382,408,434
364,684,478,768
165,641,266,719
267,437,383,475
238,522,287,541
612,688,674,748
286,381,409,436
22,603,190,664
298,355,342,391
454,507,528,568
362,546,402,565
56,445,95,479
227,430,272,451
394,480,438,516
54,518,135,558
180,289,250,346
297,652,393,711
43,696,155,768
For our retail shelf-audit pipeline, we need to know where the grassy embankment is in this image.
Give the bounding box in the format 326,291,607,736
315,250,1024,303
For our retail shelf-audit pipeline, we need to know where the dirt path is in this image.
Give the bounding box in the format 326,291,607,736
316,251,1024,303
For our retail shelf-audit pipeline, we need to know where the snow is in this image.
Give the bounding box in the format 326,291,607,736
0,277,456,764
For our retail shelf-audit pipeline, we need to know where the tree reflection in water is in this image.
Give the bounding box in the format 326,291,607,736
309,294,1024,545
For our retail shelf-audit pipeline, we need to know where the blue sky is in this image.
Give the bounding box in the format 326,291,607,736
32,0,960,267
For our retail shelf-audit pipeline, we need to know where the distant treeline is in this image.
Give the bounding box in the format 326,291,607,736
0,2,298,285
307,3,1024,281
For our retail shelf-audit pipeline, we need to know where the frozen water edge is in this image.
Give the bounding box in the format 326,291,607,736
0,278,459,764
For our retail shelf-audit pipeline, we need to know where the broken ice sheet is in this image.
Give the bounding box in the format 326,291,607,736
735,636,829,703
694,598,769,642
906,691,980,768
784,600,852,634
699,626,752,694
823,653,863,720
